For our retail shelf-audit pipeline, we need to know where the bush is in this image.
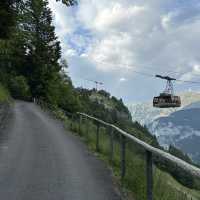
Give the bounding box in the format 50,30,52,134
0,83,10,102
9,76,31,101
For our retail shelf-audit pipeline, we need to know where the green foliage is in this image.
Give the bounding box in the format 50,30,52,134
76,88,158,145
0,0,16,39
23,0,61,99
9,76,31,100
56,0,77,6
0,0,80,114
74,88,200,191
0,0,76,39
0,84,10,103
98,90,111,98
46,71,81,113
169,145,192,164
154,145,200,189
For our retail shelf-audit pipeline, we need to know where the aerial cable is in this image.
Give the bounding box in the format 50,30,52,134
92,59,200,78
175,79,200,84
127,70,154,78
91,59,200,84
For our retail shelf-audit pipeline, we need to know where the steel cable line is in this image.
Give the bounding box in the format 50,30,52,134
95,59,200,78
92,60,200,84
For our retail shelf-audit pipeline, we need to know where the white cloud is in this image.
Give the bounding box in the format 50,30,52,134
69,1,200,78
194,64,200,73
87,33,134,71
119,77,127,82
49,0,200,100
49,0,77,37
93,4,146,32
64,49,77,57
179,64,200,81
161,13,174,30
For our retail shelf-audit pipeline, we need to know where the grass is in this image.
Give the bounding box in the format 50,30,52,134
45,107,200,200
0,84,10,103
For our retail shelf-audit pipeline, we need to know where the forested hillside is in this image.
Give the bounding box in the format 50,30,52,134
76,88,200,190
76,88,159,145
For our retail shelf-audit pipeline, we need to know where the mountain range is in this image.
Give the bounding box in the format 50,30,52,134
127,92,200,163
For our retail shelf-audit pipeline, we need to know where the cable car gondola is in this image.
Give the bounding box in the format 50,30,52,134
153,75,181,108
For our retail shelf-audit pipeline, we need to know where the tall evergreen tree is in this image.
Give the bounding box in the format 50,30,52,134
24,0,61,99
56,0,77,6
0,0,16,39
0,0,76,39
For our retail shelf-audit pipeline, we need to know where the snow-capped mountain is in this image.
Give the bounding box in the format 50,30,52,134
127,92,200,163
128,102,176,126
127,92,200,126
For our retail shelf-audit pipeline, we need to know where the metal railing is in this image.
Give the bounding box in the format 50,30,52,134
77,112,200,200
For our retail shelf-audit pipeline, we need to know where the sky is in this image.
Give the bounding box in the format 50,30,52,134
49,0,200,103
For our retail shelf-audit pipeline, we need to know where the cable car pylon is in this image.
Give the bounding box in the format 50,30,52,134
153,75,181,108
84,79,103,91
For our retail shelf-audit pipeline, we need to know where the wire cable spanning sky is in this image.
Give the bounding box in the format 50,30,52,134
90,60,200,84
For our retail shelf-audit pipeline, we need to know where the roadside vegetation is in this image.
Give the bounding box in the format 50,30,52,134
0,84,10,103
40,103,200,200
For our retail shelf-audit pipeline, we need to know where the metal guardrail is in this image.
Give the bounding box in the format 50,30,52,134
77,112,200,200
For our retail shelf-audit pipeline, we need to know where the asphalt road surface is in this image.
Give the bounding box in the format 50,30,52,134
0,101,121,200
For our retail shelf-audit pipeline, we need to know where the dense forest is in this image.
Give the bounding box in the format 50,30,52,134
0,0,199,194
0,0,80,112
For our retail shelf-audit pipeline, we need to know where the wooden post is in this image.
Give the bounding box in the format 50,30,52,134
79,115,82,135
146,150,153,200
109,127,114,164
121,135,126,180
70,114,74,130
96,123,100,152
86,118,89,139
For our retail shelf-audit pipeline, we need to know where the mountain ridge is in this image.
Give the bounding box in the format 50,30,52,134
127,91,200,163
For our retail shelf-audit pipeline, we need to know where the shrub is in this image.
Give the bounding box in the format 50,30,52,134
9,76,31,101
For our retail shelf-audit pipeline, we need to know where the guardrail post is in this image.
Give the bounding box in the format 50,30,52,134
109,127,114,164
71,114,74,130
96,123,100,152
79,115,82,135
121,135,126,180
86,118,89,138
146,150,153,200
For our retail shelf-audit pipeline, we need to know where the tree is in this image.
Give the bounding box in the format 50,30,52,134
0,0,31,89
169,145,192,164
0,0,81,112
24,0,61,99
0,0,77,39
0,0,16,39
56,0,77,6
9,76,31,100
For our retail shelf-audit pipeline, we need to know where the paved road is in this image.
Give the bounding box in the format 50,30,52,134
0,101,121,200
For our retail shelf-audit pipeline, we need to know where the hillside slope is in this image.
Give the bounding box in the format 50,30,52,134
70,89,200,200
77,88,158,146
